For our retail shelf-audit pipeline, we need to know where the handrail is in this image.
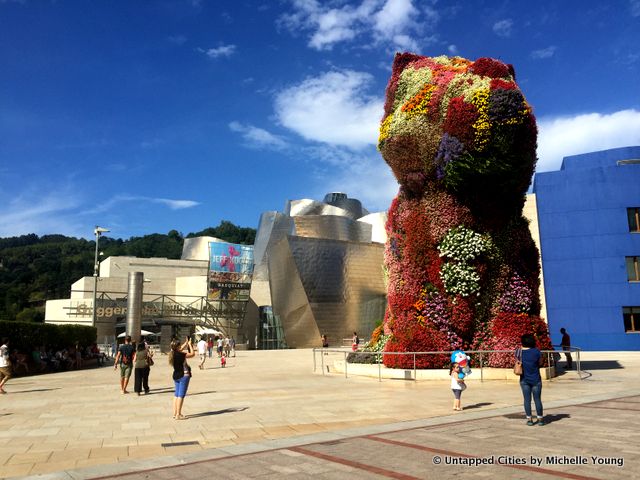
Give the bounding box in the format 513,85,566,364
313,347,583,382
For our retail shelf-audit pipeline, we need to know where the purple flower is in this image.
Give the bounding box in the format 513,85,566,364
435,134,465,180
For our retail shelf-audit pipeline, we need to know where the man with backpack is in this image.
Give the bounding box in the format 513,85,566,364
114,336,135,394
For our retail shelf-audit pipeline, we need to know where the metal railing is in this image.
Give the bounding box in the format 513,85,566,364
313,347,583,382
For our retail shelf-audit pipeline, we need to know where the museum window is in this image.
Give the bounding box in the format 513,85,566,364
623,307,640,333
628,208,640,232
626,257,640,282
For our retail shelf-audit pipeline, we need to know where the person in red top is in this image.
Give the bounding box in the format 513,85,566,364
560,328,573,370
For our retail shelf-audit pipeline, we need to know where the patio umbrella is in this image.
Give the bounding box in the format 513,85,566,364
117,329,156,338
196,327,223,336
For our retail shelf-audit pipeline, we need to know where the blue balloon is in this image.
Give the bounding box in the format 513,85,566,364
451,349,465,363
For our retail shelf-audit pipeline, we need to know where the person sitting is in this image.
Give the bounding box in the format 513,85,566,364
10,350,30,374
31,349,47,372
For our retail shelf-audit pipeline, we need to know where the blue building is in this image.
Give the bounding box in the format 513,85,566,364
533,146,640,350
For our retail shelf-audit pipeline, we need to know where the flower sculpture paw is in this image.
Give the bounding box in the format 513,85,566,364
379,54,551,369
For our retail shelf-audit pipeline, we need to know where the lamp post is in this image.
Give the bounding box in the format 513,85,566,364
92,226,110,328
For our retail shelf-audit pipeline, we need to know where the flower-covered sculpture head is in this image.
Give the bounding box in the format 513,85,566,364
378,54,537,210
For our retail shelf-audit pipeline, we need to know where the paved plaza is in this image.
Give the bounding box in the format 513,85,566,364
1,349,639,479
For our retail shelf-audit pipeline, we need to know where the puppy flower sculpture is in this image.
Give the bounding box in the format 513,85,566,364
379,54,551,368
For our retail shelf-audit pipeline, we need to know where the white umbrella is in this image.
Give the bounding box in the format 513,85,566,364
117,330,156,338
196,327,223,336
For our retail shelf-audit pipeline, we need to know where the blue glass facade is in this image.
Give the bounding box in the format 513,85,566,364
534,146,640,350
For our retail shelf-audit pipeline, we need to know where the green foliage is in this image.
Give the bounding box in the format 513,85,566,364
187,220,256,245
15,308,44,323
0,220,256,321
0,320,96,352
347,333,391,364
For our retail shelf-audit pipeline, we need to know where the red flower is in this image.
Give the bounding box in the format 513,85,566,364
443,97,478,147
469,58,512,79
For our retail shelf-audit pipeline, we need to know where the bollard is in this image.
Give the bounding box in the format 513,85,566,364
344,351,347,378
413,353,417,381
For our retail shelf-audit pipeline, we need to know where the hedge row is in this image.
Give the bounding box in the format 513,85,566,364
0,321,96,353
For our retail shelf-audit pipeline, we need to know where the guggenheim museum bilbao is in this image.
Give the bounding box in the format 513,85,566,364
45,146,640,351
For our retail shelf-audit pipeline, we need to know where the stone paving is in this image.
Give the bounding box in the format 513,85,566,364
1,350,639,479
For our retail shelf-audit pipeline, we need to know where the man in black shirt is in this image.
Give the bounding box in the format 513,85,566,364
560,328,573,370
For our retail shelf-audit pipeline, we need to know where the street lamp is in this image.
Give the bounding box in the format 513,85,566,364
92,226,110,328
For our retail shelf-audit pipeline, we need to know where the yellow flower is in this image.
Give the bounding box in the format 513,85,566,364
471,89,491,151
401,84,436,117
378,113,394,146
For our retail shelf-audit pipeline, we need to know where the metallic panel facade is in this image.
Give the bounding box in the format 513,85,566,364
293,215,372,242
251,193,387,348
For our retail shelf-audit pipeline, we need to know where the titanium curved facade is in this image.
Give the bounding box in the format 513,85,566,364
249,192,388,348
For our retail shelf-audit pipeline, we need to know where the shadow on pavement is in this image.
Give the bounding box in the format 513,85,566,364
573,360,623,370
502,412,571,423
10,388,62,394
543,413,571,424
188,390,218,396
187,407,249,418
144,388,174,395
463,402,493,410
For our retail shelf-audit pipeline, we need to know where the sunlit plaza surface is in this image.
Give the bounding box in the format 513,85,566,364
1,349,639,479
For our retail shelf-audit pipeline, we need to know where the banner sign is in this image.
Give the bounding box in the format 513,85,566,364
208,242,254,301
209,242,254,275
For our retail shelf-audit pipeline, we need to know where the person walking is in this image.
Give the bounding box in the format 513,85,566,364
114,336,135,394
197,337,207,369
560,328,573,370
223,337,231,357
133,342,151,395
230,337,236,357
169,337,195,419
207,337,213,358
216,337,223,358
0,338,12,394
516,333,545,426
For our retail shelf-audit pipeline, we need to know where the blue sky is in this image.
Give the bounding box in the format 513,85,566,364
1,0,639,239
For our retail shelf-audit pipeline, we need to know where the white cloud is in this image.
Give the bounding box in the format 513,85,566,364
305,146,398,210
0,189,84,237
492,19,513,37
274,70,383,149
373,0,419,44
530,46,557,59
537,109,640,172
448,44,459,55
153,198,200,210
228,121,288,150
203,44,236,58
631,0,640,17
279,0,434,52
83,195,200,215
